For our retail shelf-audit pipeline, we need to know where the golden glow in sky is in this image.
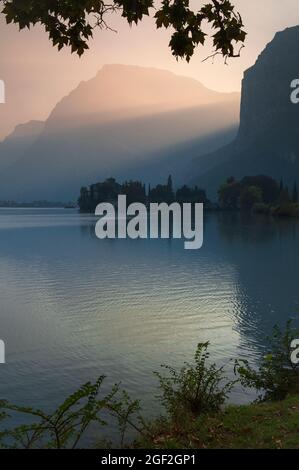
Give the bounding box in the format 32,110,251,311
1,0,299,139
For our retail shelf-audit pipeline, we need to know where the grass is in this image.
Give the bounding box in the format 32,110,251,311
135,394,299,449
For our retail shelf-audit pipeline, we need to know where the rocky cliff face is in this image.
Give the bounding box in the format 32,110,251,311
238,26,299,147
192,26,299,196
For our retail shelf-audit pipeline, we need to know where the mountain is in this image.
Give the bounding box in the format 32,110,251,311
191,26,299,198
0,65,239,201
0,121,44,172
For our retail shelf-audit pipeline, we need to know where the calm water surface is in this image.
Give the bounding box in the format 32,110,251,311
0,208,298,445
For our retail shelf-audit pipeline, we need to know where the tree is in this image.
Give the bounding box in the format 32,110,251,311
78,186,90,212
226,176,236,184
166,175,175,203
241,175,280,204
218,179,242,209
167,175,173,194
279,187,291,205
176,185,207,204
218,175,281,210
292,182,298,203
1,0,246,62
121,180,146,204
240,185,262,211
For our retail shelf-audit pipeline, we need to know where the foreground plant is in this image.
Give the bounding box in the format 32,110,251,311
235,320,299,401
154,342,236,420
0,321,298,449
0,376,143,449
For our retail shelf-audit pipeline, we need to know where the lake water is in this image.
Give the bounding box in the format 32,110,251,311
0,208,298,446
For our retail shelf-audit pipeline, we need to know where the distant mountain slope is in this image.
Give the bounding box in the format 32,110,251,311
0,121,44,173
191,26,299,198
0,65,239,201
45,64,238,127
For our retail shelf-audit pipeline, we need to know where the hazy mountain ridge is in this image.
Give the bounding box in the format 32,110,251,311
0,65,239,201
0,120,44,174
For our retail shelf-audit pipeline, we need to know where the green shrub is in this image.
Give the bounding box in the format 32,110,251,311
235,320,299,401
154,342,235,419
0,377,143,449
253,203,271,214
272,203,299,217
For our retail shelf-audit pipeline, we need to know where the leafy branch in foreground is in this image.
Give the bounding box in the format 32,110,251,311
235,320,299,402
1,0,246,61
0,376,143,449
155,342,236,421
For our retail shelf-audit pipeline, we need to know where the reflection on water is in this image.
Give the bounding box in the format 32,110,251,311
0,208,298,444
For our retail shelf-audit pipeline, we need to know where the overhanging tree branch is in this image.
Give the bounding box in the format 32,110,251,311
1,0,246,61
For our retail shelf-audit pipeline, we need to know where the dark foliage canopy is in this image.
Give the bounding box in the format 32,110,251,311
1,0,246,61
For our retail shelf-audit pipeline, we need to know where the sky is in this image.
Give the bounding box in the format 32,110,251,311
1,0,299,139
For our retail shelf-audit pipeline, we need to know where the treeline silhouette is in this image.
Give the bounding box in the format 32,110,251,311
78,174,299,216
218,175,299,215
78,176,208,212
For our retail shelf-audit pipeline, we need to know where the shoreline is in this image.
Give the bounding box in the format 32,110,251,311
134,394,299,449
